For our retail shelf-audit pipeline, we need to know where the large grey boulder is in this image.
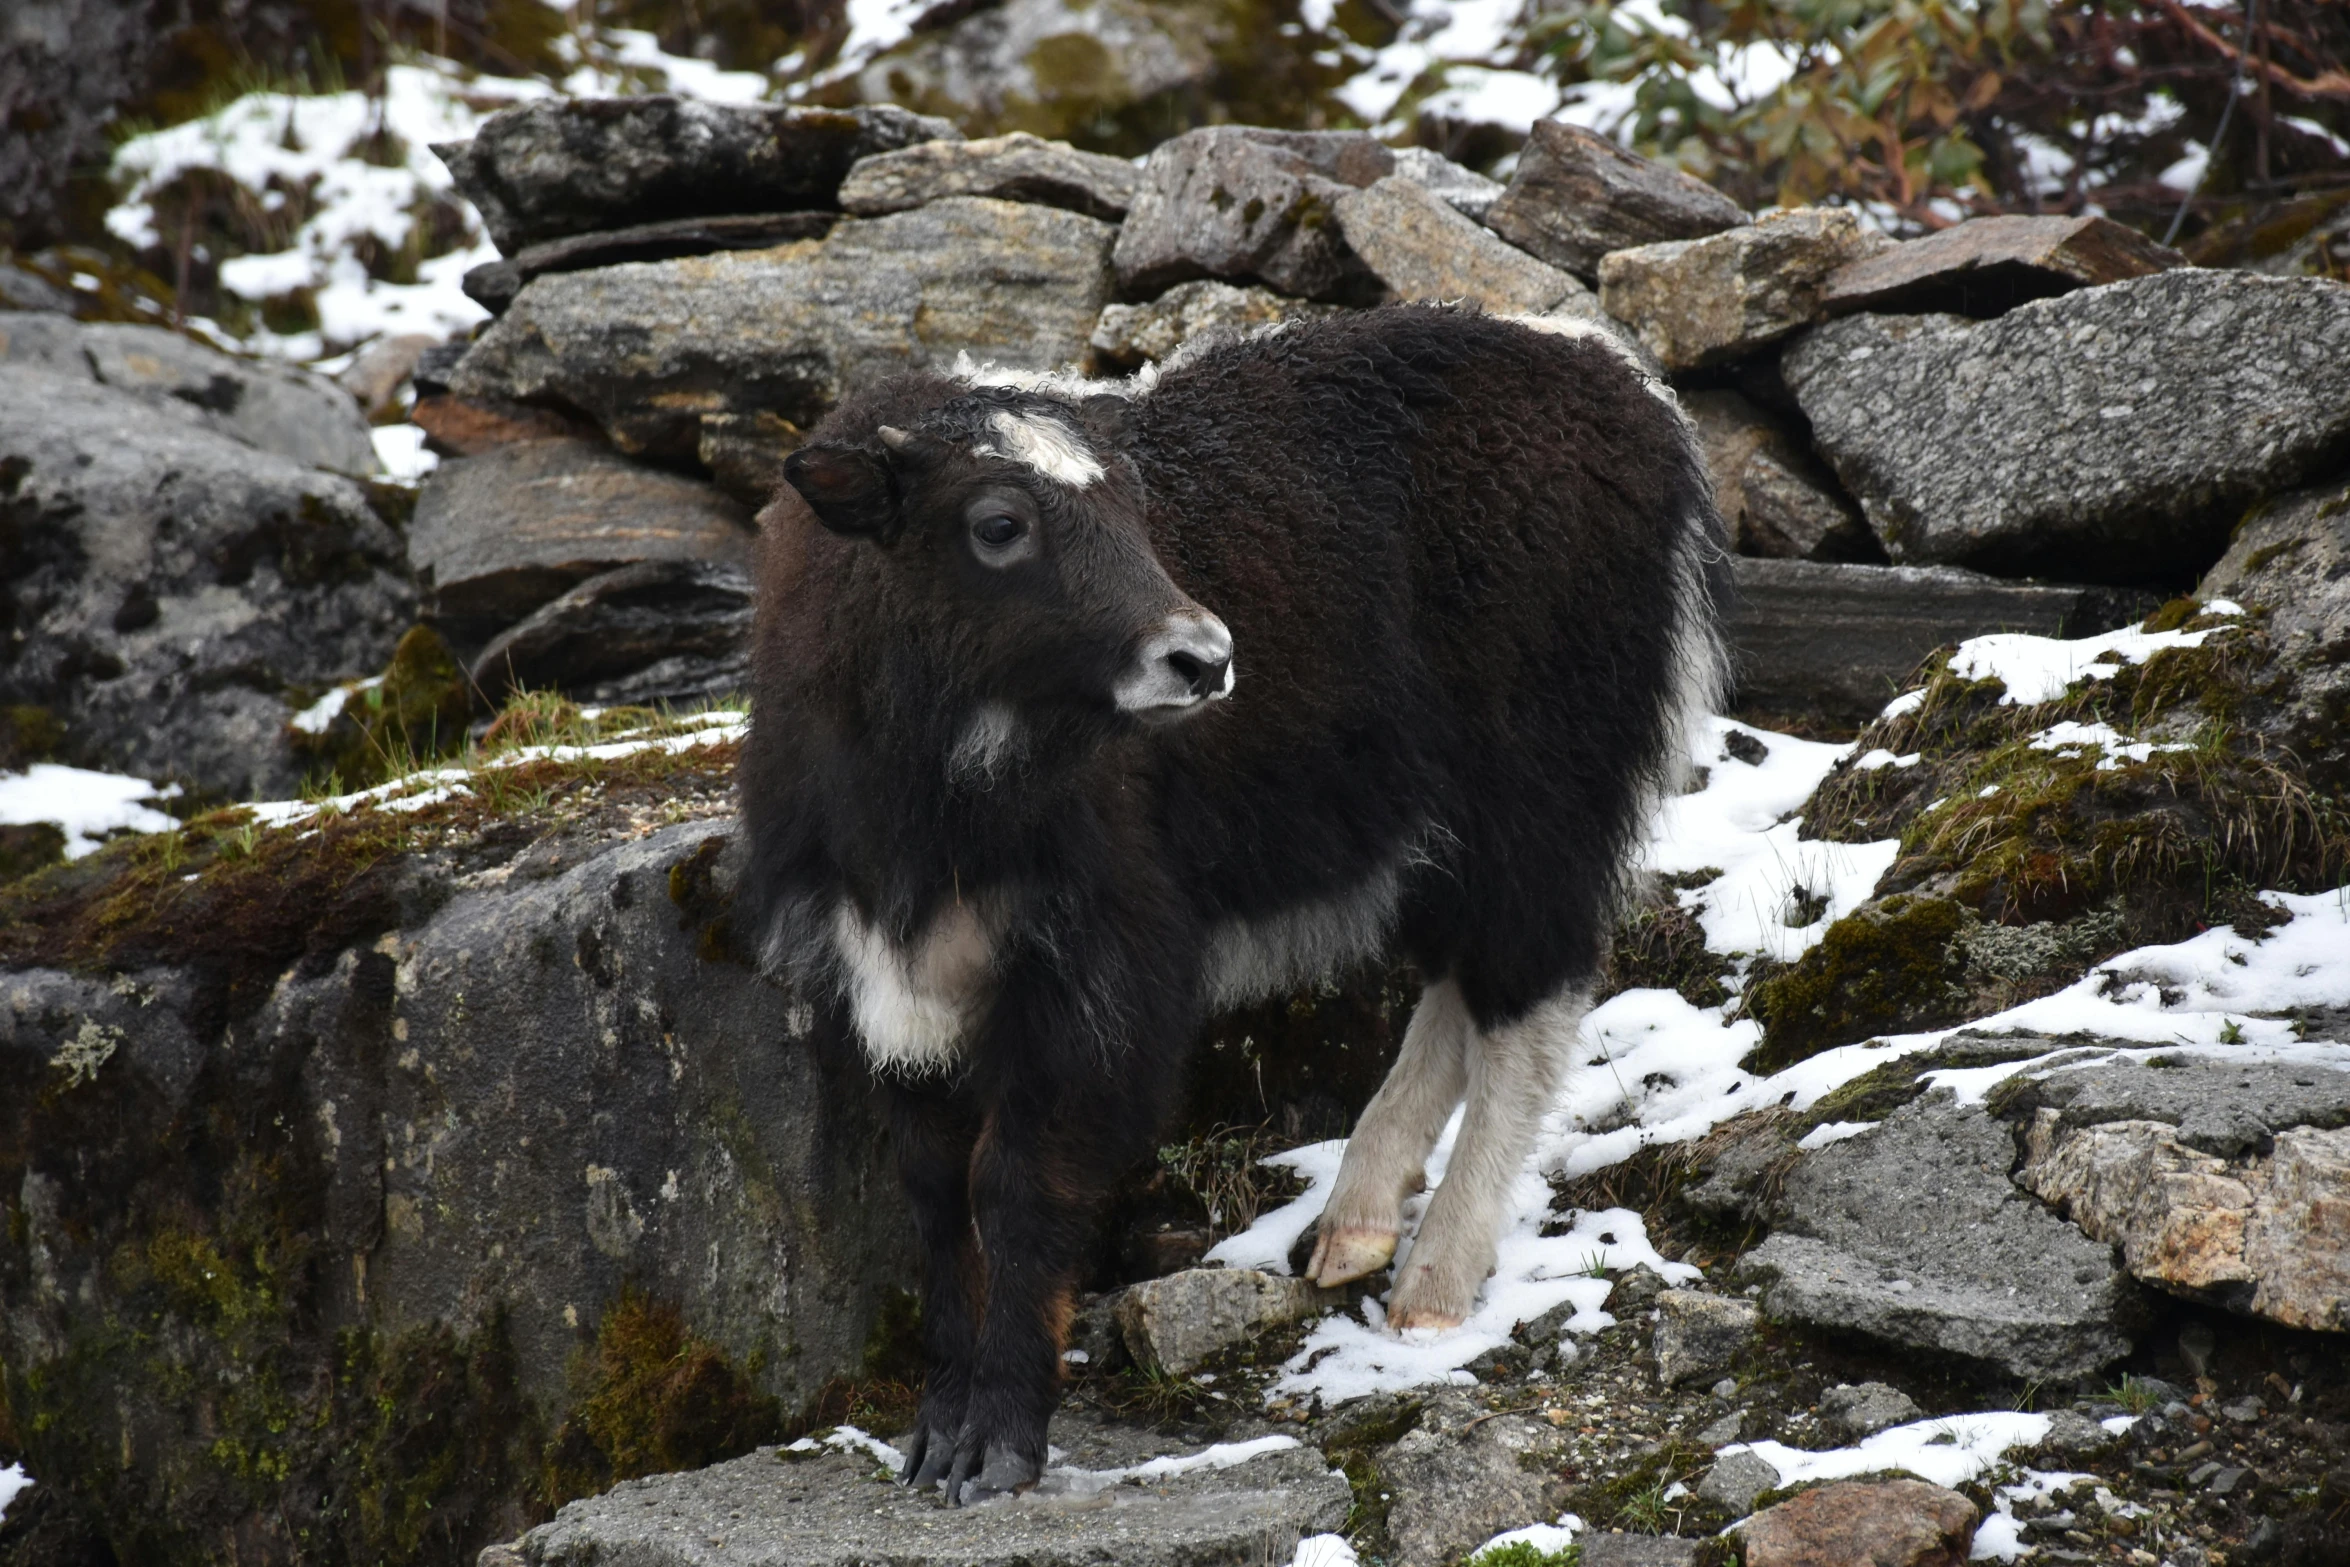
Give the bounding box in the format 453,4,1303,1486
1726,558,2091,724
449,198,1117,459
2,813,910,1559
0,311,377,474
0,366,411,799
1335,176,1587,315
410,438,753,624
839,132,1139,221
1483,120,1747,281
515,1418,1350,1566
2197,471,2350,795
1821,213,2185,317
1113,127,1393,301
1599,207,1895,371
1683,389,1870,562
1736,1091,2140,1381
435,97,957,253
1782,271,2350,581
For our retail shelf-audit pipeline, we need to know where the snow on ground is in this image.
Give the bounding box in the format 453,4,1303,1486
0,765,181,858
1945,601,2241,705
0,1463,28,1523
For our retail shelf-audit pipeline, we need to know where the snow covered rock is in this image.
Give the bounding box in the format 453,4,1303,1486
2011,1053,2350,1332
1335,175,1587,315
436,97,956,253
1737,1090,2139,1381
411,438,752,627
838,131,1139,220
1113,127,1392,301
1725,558,2088,724
1376,1389,1572,1567
514,1418,1348,1566
1483,120,1748,282
448,197,1116,459
468,560,754,708
1652,1289,1760,1387
2196,470,2350,795
2,805,910,1561
1089,279,1339,371
1739,1478,1978,1567
1819,213,2186,319
1598,207,1894,372
0,365,411,800
1684,390,1870,563
0,311,376,475
1782,271,2350,582
1114,1267,1325,1376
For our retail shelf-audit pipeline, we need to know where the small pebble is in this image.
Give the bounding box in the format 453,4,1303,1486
1710,1377,1738,1400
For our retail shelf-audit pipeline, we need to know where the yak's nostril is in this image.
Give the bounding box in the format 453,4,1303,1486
1114,610,1235,715
1164,648,1229,698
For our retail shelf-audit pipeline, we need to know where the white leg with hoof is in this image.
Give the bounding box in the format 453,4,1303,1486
1309,979,1471,1287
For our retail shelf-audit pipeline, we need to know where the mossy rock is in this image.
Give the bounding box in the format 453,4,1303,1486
1743,895,1970,1073
292,624,474,788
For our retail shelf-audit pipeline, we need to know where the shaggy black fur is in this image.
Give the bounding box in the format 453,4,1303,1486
738,306,1726,1503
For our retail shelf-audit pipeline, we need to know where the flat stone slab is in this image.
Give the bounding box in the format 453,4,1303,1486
1727,557,2089,723
2005,1052,2350,1157
1738,1091,2138,1381
462,212,839,313
516,1422,1351,1567
1822,213,2185,317
840,132,1138,221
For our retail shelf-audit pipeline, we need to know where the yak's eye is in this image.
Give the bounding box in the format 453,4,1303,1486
973,514,1026,550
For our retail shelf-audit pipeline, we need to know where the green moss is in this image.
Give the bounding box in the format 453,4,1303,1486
294,624,474,788
542,1291,783,1502
2139,596,2201,633
0,823,65,886
1744,895,1969,1072
1470,1543,1582,1566
0,703,64,769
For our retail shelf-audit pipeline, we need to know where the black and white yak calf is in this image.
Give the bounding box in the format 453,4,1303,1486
739,305,1727,1504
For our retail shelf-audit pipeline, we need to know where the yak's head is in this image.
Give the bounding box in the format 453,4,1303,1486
780,389,1234,745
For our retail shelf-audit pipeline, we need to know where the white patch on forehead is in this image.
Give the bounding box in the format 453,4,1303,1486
830,899,1000,1076
984,408,1104,488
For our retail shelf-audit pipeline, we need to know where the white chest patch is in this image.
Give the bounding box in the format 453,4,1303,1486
830,899,1000,1075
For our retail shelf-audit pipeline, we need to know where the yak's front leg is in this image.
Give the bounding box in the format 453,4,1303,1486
886,1082,986,1490
945,986,1179,1503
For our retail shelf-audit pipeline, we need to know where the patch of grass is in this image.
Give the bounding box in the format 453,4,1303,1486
1155,1123,1306,1242
2105,1374,2167,1415
1470,1542,1582,1566
1098,1362,1217,1427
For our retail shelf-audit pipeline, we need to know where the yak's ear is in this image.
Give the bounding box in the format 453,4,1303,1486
783,443,899,540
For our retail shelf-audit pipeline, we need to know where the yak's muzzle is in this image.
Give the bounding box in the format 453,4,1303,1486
1114,609,1235,719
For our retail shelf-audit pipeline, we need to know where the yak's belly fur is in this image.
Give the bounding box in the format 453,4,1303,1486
1199,854,1412,1011
831,899,1001,1073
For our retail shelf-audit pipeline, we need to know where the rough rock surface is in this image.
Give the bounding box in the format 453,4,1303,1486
1653,1289,1761,1387
1335,175,1586,315
2011,1055,2350,1331
461,212,840,315
1726,558,2089,723
1582,1536,1699,1567
410,438,753,624
436,97,957,252
1114,1267,1324,1375
1113,127,1391,300
1088,279,1338,371
1821,213,2185,317
1740,1478,1978,1567
1598,207,1892,371
1378,1389,1572,1567
1737,1091,2139,1380
839,132,1138,220
468,561,754,707
1819,1380,1923,1439
1697,1449,1782,1516
2197,471,2350,794
1782,271,2350,581
0,365,411,799
450,197,1116,458
1684,389,1870,562
0,311,377,474
2,808,910,1559
1390,146,1505,224
516,1420,1350,1566
1484,119,1747,280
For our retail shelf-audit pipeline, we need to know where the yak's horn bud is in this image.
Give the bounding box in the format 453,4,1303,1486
876,425,913,451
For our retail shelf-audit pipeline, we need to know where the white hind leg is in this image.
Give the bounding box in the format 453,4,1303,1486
1308,979,1472,1287
1388,988,1586,1331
